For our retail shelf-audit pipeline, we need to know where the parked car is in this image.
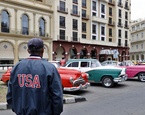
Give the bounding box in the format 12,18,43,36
62,59,127,88
125,66,145,81
102,60,145,82
1,66,90,92
101,60,121,66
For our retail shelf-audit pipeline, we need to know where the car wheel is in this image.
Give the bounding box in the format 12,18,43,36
102,76,114,88
138,73,145,82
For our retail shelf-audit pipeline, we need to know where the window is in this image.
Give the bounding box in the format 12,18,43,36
59,1,65,12
82,9,86,18
68,62,78,67
92,36,96,40
81,62,89,67
109,17,112,24
59,16,65,27
118,29,121,37
101,26,105,35
109,7,112,16
82,0,86,7
1,10,10,33
59,29,65,40
73,19,78,30
118,39,121,46
22,14,29,35
109,38,112,42
73,5,78,15
82,22,86,32
73,0,78,3
109,28,112,37
125,40,128,46
92,24,96,34
82,34,86,39
125,31,128,38
142,33,144,38
73,32,78,41
92,1,97,11
119,9,122,17
141,44,143,49
39,18,45,36
101,4,105,13
125,11,128,19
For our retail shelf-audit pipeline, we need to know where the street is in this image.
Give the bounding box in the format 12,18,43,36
1,79,145,115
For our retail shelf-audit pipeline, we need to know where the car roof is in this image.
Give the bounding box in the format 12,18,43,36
66,59,99,64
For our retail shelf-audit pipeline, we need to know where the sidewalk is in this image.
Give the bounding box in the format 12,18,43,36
0,94,86,110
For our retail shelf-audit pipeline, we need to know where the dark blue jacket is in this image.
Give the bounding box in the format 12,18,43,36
6,56,63,115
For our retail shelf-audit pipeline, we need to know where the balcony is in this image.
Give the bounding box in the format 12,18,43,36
118,2,123,8
124,24,129,29
108,0,115,6
124,5,129,10
82,14,89,20
57,35,68,41
118,23,123,28
108,21,115,26
57,6,68,14
92,16,107,24
71,37,80,42
71,10,80,17
99,0,108,3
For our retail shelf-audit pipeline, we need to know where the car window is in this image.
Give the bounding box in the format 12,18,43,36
91,60,101,67
81,62,89,67
68,62,79,67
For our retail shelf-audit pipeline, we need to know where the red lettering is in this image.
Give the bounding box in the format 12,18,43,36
25,74,33,87
33,75,41,88
17,74,41,88
18,74,25,87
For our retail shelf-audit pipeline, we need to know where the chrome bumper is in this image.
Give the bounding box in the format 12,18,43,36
113,74,128,82
64,82,90,92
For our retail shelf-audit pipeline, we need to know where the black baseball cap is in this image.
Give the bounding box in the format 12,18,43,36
28,38,44,50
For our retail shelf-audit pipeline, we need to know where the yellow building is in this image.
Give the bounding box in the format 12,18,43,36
0,0,53,65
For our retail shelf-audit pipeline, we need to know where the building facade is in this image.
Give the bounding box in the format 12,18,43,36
0,0,53,65
0,0,131,66
52,0,131,62
130,19,145,61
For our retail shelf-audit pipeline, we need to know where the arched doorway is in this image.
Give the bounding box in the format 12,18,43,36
69,48,77,59
90,48,97,59
80,48,88,59
55,46,65,61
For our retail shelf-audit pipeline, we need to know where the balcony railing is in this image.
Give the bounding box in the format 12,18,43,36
124,24,129,29
82,14,89,20
118,23,123,28
57,6,68,14
108,21,115,26
71,10,80,17
71,37,80,42
57,35,68,41
118,2,123,8
108,0,115,6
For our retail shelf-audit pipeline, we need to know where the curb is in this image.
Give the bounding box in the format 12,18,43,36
0,95,86,110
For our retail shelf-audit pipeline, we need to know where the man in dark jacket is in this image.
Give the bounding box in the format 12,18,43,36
6,38,63,115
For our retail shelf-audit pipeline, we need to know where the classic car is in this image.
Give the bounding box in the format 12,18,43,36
62,59,127,88
1,66,90,92
102,60,145,82
101,60,121,66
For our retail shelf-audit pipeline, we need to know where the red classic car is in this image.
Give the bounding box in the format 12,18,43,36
1,67,90,92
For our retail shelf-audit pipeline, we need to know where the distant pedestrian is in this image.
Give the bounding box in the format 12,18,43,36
60,57,66,66
6,38,63,115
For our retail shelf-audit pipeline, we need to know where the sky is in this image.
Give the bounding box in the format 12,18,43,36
131,0,145,20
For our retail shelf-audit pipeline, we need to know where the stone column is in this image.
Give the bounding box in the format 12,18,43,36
14,40,19,64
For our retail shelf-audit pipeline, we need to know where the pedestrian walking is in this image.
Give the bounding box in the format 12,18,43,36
6,38,63,115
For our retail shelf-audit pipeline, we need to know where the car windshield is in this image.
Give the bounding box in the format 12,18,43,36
91,60,102,67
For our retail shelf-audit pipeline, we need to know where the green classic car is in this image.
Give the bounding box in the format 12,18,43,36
62,59,127,88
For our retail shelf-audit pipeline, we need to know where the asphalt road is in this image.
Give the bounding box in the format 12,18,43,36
1,79,145,115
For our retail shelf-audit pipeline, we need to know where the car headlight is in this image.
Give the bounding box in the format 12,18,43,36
69,77,74,83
